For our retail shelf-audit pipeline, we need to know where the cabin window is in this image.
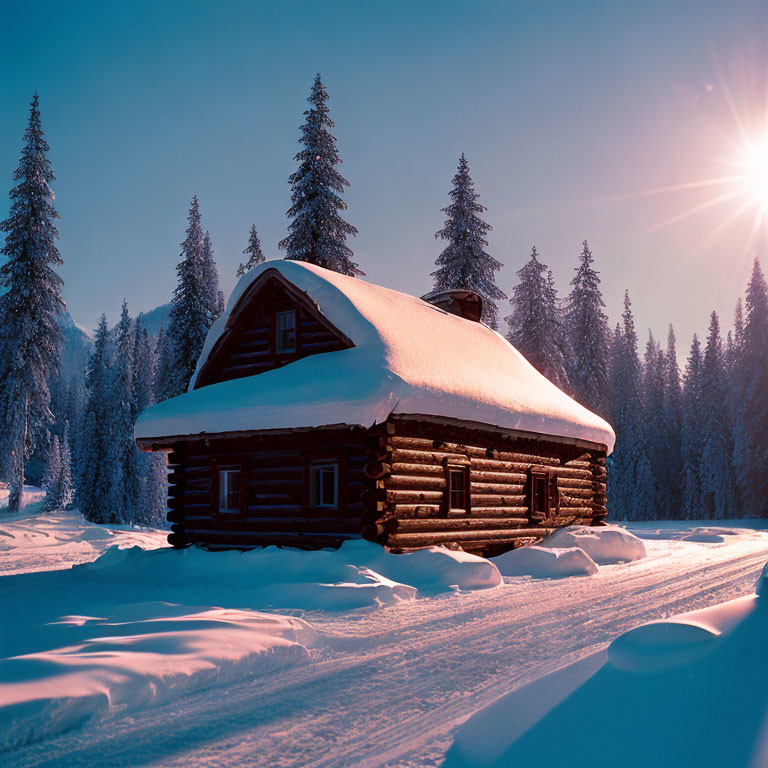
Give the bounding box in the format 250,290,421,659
218,469,241,513
447,465,470,513
310,461,338,508
528,467,551,520
275,309,296,354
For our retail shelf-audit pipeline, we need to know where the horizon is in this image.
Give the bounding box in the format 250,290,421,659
3,0,768,348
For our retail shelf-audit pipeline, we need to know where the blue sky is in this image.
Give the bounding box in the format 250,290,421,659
2,0,768,348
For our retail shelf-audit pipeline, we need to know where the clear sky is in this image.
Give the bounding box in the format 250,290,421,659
2,0,768,350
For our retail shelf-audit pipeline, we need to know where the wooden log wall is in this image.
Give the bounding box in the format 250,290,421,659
361,419,608,557
197,282,349,388
166,429,370,550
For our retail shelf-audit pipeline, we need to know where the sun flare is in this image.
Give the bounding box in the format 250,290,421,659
737,134,768,213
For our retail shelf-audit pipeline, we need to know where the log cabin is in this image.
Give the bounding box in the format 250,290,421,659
135,260,615,556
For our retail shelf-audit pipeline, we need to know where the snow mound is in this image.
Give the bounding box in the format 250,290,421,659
541,525,646,564
78,544,418,611
358,543,503,594
0,510,167,576
136,260,614,451
75,540,499,610
681,532,725,543
756,561,768,596
493,545,598,578
0,604,315,751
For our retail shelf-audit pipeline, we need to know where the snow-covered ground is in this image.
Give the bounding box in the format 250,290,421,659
2,514,768,766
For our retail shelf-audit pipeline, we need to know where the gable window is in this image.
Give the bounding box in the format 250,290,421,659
447,465,470,514
310,461,338,508
275,309,296,354
528,467,551,520
218,469,241,514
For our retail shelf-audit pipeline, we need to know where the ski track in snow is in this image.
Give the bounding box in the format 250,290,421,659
6,533,768,768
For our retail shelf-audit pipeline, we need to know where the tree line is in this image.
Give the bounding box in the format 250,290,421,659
2,80,767,524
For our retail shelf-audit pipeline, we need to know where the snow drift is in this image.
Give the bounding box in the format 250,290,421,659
493,545,598,578
136,260,614,451
541,525,646,564
0,604,315,752
77,538,501,608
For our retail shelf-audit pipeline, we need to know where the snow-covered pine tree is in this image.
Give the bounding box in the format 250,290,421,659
57,419,73,510
77,315,115,523
606,292,653,519
0,94,65,512
109,301,139,521
237,224,265,278
279,74,360,276
201,230,225,323
153,327,175,403
42,434,61,511
642,332,666,517
699,312,738,518
661,325,684,518
431,154,506,327
165,198,213,398
132,319,154,416
733,259,768,516
565,240,610,415
680,335,704,519
506,247,569,390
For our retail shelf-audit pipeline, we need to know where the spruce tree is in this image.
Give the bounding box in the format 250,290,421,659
42,434,61,511
57,419,73,510
77,315,114,522
0,94,65,512
643,332,666,517
279,74,360,275
607,292,653,519
506,247,569,389
201,230,225,323
565,240,610,415
681,335,704,519
431,154,506,327
154,327,175,403
733,259,768,516
237,224,265,277
165,197,213,398
700,312,738,518
661,326,684,518
109,301,139,520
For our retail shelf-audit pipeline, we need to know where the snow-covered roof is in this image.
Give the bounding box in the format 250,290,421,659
135,261,615,452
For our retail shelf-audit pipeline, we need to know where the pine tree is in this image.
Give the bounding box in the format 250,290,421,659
154,327,175,403
431,154,506,327
680,335,704,519
237,224,265,277
132,320,154,416
661,326,684,518
77,315,115,523
57,419,73,510
279,74,360,275
642,332,667,517
109,301,139,520
165,198,213,398
42,434,61,511
0,94,65,512
733,259,768,516
607,292,653,519
565,240,610,414
201,230,225,323
700,312,738,518
506,247,569,389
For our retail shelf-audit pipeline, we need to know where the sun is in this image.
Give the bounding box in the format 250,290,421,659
737,134,768,214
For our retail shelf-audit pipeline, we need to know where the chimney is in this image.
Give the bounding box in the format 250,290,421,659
420,289,484,323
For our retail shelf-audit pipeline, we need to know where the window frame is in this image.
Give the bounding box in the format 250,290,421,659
309,460,339,509
444,461,471,516
273,308,297,356
303,450,345,513
210,458,248,518
528,466,551,521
